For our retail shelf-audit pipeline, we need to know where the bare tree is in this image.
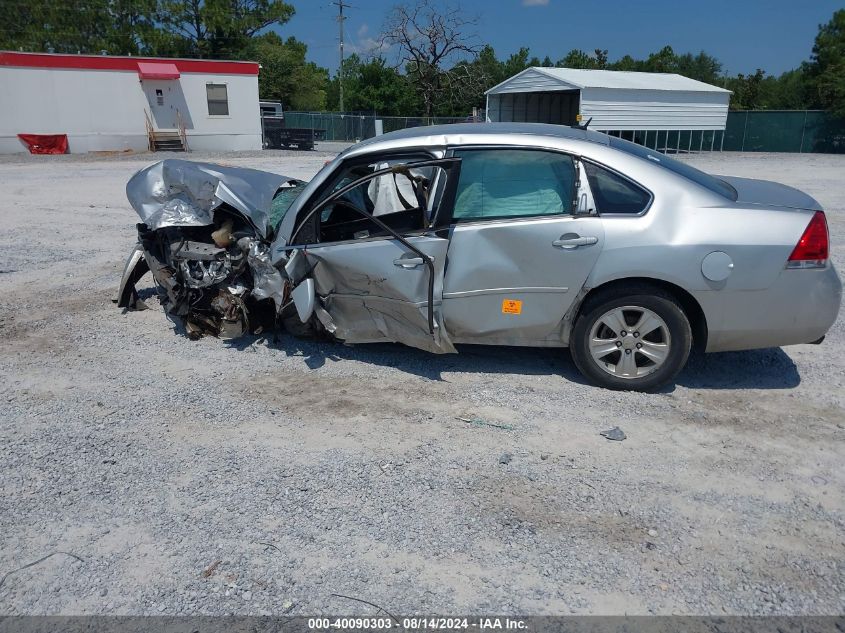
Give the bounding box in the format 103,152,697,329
380,0,482,116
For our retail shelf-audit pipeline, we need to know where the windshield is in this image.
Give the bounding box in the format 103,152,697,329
270,180,308,228
609,137,738,201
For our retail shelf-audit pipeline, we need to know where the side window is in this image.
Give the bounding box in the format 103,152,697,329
316,156,442,244
583,162,651,214
451,149,576,221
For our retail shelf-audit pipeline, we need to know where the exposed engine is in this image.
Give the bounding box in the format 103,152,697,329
136,211,279,340
115,160,306,340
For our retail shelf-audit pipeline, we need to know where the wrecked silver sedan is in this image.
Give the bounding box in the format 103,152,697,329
118,123,841,391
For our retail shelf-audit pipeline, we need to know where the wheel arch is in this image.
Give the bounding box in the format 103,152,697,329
573,277,708,352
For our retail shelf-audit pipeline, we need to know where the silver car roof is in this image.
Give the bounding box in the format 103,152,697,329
274,124,613,249
343,122,610,158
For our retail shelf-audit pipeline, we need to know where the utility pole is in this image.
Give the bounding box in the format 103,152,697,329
333,0,351,113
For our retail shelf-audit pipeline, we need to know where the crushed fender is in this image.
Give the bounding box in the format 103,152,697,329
117,159,306,339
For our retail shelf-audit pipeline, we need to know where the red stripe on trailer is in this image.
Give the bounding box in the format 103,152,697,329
0,51,259,75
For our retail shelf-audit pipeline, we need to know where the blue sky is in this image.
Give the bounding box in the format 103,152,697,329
275,0,843,77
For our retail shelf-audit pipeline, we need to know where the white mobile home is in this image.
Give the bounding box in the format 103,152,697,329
0,51,263,153
486,67,732,151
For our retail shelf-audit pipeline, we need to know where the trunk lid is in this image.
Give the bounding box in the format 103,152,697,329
718,175,822,211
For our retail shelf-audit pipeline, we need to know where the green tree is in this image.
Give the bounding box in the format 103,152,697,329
675,51,722,84
643,45,677,73
439,44,499,116
804,9,845,116
610,54,640,71
0,0,296,59
724,69,766,110
0,0,128,54
155,0,295,58
763,69,808,109
501,47,532,78
247,33,327,110
380,0,482,116
326,54,419,115
556,48,607,69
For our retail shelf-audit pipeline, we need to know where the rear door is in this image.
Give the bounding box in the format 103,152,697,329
285,157,461,354
440,147,604,345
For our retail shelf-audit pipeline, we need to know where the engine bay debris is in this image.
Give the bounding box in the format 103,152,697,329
118,160,306,339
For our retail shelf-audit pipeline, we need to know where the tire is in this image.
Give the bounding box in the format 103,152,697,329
570,287,692,391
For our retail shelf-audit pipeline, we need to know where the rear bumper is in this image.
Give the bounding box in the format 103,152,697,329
702,264,842,353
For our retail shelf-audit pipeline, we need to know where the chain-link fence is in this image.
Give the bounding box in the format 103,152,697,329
277,110,845,153
281,112,471,142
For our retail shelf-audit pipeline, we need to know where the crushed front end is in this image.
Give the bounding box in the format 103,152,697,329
116,159,305,339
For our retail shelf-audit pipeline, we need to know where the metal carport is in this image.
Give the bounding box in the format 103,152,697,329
485,67,732,152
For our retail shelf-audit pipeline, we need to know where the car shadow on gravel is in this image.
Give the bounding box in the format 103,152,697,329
675,347,800,390
229,333,800,390
245,333,592,384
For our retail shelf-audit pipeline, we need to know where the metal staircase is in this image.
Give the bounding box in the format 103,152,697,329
150,131,186,151
145,109,190,153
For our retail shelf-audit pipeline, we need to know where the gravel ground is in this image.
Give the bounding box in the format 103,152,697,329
0,146,843,616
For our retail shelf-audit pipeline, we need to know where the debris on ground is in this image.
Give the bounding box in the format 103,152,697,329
0,551,84,590
457,416,515,431
201,560,221,578
499,453,513,465
600,426,627,441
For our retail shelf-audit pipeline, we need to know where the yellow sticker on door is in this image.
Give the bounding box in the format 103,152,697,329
502,299,523,315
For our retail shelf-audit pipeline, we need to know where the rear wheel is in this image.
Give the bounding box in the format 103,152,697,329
570,289,692,391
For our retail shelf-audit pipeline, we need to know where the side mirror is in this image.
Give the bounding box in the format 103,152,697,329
291,277,315,323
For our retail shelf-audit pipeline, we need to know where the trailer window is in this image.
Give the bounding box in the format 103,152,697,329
206,84,229,116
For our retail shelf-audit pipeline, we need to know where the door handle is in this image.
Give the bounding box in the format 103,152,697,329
394,257,425,268
553,236,598,249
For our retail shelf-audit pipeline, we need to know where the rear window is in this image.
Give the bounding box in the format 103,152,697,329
609,137,738,201
584,162,651,214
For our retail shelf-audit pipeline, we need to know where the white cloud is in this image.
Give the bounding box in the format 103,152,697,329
522,0,549,6
345,23,389,57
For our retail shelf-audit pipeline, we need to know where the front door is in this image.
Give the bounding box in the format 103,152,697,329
300,235,454,353
441,147,604,345
285,156,461,353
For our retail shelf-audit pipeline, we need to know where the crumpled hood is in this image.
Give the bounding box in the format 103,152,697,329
126,159,294,237
718,175,822,211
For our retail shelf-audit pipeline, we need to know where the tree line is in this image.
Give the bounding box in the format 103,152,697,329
2,1,843,118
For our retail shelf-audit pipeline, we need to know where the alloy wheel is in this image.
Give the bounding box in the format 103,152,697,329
588,305,672,379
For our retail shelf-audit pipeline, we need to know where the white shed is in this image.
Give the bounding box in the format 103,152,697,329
0,51,263,154
485,67,732,151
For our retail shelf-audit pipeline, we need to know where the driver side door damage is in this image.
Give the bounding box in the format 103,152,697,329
116,157,461,353
282,157,462,354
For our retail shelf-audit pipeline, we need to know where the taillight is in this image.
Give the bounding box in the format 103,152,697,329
787,211,829,269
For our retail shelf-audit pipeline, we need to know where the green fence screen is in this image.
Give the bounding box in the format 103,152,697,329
724,110,845,153
282,112,467,142
280,111,845,153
